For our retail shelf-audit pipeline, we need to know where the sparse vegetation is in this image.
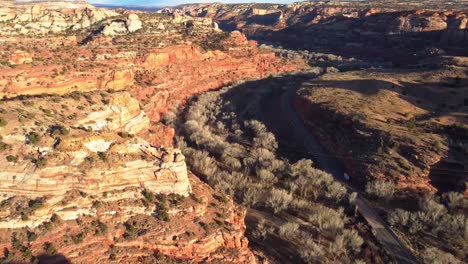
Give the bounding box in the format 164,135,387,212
26,132,41,145
176,77,363,262
34,157,47,168
388,195,467,258
6,155,18,163
0,141,9,151
365,180,395,201
49,125,69,136
0,117,7,127
43,242,57,256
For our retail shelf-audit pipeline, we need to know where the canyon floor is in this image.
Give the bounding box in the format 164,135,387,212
0,0,467,263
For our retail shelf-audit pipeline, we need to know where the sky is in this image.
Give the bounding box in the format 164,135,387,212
89,0,296,7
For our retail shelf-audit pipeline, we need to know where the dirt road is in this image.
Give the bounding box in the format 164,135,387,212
281,84,419,264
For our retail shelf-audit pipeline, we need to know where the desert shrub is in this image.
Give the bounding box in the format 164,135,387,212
155,201,169,222
365,180,395,201
142,189,156,204
28,198,44,211
256,168,277,185
266,188,293,214
325,181,347,201
163,110,177,127
442,192,467,211
419,198,447,224
118,131,133,138
221,154,242,171
421,247,460,264
388,209,411,227
69,91,82,101
71,232,86,244
249,147,276,166
94,221,108,235
342,229,364,253
98,151,108,162
278,222,299,239
50,125,69,136
329,229,363,260
242,186,263,206
0,141,9,151
26,132,41,145
34,157,47,168
40,107,53,116
290,159,314,178
388,196,467,253
300,237,324,263
290,159,339,201
308,207,345,235
43,242,57,256
252,219,268,241
348,192,358,205
213,194,228,203
186,150,218,179
124,221,136,238
0,118,7,127
27,231,37,242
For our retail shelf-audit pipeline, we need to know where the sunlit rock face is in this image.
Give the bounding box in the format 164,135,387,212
0,1,143,36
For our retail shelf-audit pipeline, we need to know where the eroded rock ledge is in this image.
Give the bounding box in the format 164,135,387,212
0,89,254,262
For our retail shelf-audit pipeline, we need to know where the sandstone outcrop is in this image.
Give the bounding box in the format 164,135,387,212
126,13,143,33
0,1,143,36
0,1,119,35
0,136,191,203
0,89,254,263
0,67,134,98
0,90,189,201
77,92,149,134
0,174,255,263
101,14,142,36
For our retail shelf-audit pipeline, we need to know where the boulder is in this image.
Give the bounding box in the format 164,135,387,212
127,13,143,32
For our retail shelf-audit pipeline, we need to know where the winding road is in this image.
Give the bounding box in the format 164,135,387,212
281,83,419,264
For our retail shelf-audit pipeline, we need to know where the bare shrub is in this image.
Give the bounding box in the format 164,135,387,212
253,132,278,150
300,237,324,263
186,150,218,178
224,143,246,159
256,168,277,185
162,110,177,127
221,154,242,171
419,198,447,224
252,219,268,241
183,120,201,135
442,192,467,211
251,147,275,165
290,159,314,178
308,207,345,235
325,182,347,202
421,247,461,264
348,192,358,205
266,188,293,214
365,180,395,201
290,159,340,201
342,229,363,253
388,209,411,227
278,222,300,239
242,186,263,206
